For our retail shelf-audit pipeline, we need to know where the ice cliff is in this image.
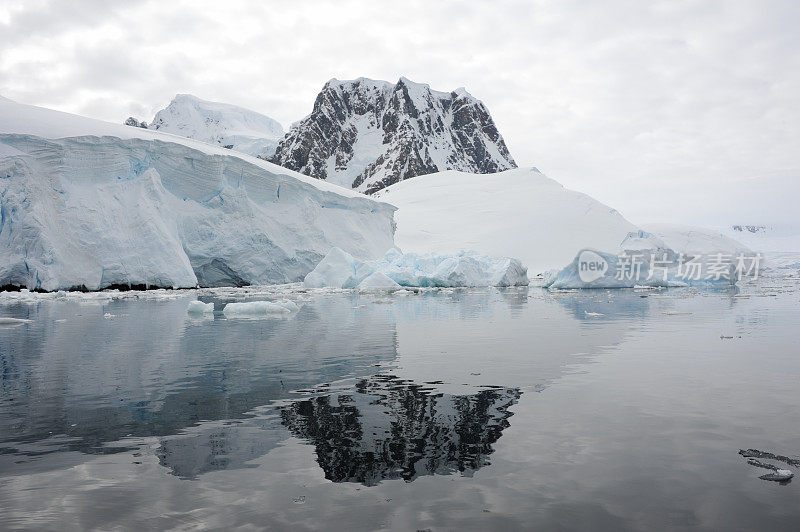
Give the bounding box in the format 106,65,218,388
0,98,395,291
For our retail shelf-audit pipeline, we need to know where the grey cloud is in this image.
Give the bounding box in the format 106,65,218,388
0,0,797,227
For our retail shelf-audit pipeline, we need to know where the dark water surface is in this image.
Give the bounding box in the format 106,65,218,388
1,280,799,530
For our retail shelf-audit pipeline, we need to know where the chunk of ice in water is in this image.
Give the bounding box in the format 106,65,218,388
187,300,214,314
760,469,794,481
222,300,299,316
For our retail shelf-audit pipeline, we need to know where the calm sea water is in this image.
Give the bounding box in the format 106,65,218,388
1,279,799,531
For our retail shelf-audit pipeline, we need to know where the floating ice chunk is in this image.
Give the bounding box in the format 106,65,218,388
222,300,299,316
304,247,528,289
303,247,374,289
747,458,779,471
187,300,214,314
760,469,794,481
357,272,401,291
0,317,30,326
739,448,800,467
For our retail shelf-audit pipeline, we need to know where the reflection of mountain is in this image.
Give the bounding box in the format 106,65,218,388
280,374,521,485
2,287,645,482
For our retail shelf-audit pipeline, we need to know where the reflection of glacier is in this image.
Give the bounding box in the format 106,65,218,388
280,374,521,485
0,294,397,461
155,414,286,479
2,286,673,481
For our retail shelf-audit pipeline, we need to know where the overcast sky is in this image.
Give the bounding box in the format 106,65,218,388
1,0,798,227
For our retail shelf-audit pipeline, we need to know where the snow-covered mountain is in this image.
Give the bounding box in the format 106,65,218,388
270,77,517,194
128,94,285,158
0,98,394,291
722,224,800,253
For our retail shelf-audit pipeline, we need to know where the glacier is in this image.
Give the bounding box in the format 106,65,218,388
378,167,755,288
1,96,763,293
304,247,528,289
377,167,640,275
0,98,395,291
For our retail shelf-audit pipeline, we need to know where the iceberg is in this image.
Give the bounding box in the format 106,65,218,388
377,248,528,287
542,227,755,289
543,247,738,289
761,469,794,482
222,300,300,316
0,317,31,326
302,247,375,289
357,271,401,291
187,300,214,314
0,98,395,291
304,247,528,289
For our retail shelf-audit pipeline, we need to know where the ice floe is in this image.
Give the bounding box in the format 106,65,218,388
304,247,528,289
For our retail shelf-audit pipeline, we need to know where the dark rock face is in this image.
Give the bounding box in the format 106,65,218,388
124,117,148,128
270,77,517,194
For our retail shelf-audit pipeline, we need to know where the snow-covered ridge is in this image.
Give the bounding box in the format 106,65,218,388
378,167,639,275
640,224,752,256
0,98,395,291
270,76,516,193
722,223,800,253
129,93,285,159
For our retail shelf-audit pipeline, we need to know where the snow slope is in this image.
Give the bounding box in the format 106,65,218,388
271,77,516,194
721,224,800,253
377,167,638,275
144,94,285,158
0,98,395,291
717,224,800,275
640,224,752,256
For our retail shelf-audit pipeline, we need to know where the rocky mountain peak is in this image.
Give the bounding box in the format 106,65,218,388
270,77,516,194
